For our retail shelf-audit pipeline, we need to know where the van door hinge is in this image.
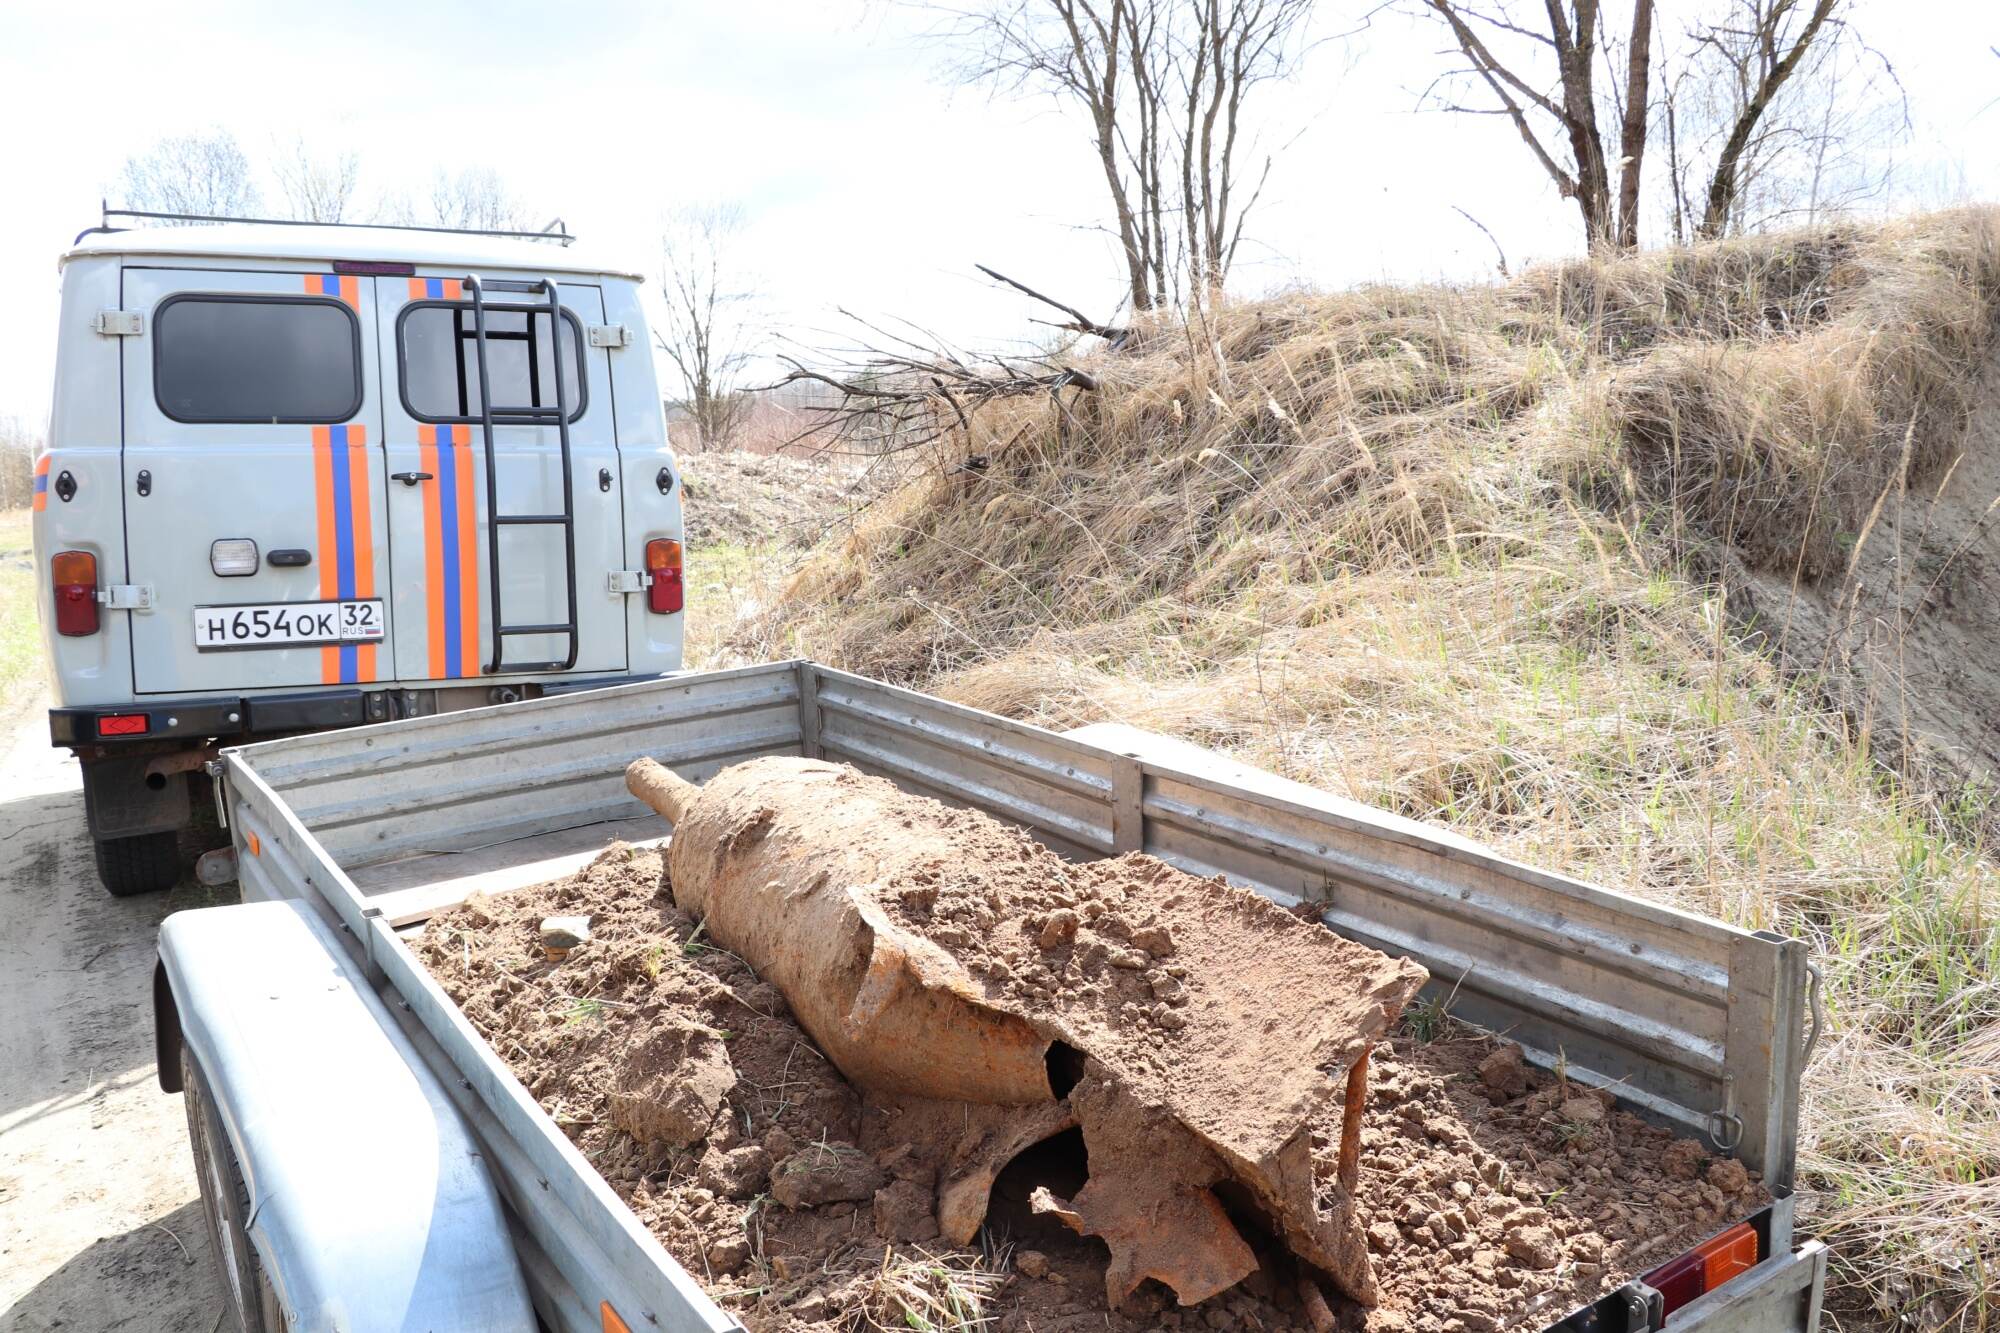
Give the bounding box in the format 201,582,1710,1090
93,310,145,337
586,323,632,349
98,584,154,610
606,570,648,595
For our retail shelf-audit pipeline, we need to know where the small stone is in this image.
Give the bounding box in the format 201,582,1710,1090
1366,1222,1399,1254
698,1145,771,1199
1477,1045,1529,1099
1016,1249,1050,1278
1152,1004,1189,1031
1560,1096,1606,1124
1504,1225,1559,1270
1038,909,1080,950
763,1125,798,1161
1423,1117,1462,1143
770,1142,884,1209
539,914,592,959
792,1291,830,1322
1131,924,1177,957
1707,1158,1751,1194
707,1232,752,1275
873,1179,939,1241
1451,1180,1474,1201
1663,1138,1707,1180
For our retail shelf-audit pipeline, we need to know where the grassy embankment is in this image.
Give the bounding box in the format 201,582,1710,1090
747,211,2000,1329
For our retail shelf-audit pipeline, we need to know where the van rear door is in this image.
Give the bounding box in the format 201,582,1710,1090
122,268,390,695
377,276,626,682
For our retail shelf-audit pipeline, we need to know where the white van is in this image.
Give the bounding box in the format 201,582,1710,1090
34,213,685,897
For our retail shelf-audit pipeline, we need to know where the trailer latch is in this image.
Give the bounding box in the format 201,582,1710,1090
606,570,649,594
586,323,632,349
93,310,145,336
98,584,155,610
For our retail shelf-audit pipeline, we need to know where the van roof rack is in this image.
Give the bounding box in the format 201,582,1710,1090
76,203,574,248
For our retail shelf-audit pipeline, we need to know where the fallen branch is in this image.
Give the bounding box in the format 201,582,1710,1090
975,264,1130,345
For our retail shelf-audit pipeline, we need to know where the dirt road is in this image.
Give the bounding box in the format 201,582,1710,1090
0,698,227,1331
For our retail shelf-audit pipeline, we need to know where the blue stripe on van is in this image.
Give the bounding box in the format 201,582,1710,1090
435,435,464,679
328,424,358,683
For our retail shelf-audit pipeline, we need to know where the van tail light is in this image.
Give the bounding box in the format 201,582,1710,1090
645,539,683,614
1645,1221,1759,1320
51,550,99,636
97,713,150,737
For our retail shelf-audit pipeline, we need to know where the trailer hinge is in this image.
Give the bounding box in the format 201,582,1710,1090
606,570,649,594
586,323,632,349
93,310,145,337
98,584,154,610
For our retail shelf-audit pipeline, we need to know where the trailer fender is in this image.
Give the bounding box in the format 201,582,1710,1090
157,898,536,1332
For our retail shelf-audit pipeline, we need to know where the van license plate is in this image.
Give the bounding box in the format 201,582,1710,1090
193,600,385,649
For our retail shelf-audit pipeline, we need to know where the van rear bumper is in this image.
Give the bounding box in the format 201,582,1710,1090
50,673,670,748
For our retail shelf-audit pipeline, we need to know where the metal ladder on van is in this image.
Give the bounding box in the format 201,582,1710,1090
460,275,580,674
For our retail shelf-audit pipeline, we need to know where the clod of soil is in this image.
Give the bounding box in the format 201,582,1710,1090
417,843,1769,1333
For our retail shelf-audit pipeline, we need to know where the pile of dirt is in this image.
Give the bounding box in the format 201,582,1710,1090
417,845,1768,1333
675,449,875,551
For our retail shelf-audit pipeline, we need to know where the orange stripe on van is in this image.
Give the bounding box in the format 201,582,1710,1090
442,278,463,300
312,426,340,684
419,427,448,679
452,425,479,675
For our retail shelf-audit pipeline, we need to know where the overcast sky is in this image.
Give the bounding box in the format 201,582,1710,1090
0,0,1994,429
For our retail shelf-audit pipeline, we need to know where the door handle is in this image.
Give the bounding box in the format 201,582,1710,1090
391,471,434,486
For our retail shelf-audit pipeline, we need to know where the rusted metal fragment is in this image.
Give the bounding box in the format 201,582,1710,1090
626,756,1427,1310
932,1100,1077,1245
1047,1070,1261,1306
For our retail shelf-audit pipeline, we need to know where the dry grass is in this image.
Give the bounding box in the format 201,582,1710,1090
744,210,2000,1329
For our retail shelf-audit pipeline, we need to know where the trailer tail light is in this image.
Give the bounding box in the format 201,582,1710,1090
1646,1221,1759,1320
97,713,149,737
645,539,683,614
51,550,99,636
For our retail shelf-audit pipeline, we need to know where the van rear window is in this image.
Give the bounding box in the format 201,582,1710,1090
398,304,585,423
153,296,362,423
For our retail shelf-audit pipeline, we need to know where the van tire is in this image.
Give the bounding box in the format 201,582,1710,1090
182,1046,287,1332
94,831,182,897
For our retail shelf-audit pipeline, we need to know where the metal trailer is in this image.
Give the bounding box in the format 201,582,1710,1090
155,660,1828,1332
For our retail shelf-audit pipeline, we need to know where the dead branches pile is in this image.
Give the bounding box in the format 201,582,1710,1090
764,266,1123,456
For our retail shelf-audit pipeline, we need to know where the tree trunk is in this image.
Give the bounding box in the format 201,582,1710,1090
1614,0,1655,248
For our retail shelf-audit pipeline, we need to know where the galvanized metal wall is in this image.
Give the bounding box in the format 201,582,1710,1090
241,662,804,869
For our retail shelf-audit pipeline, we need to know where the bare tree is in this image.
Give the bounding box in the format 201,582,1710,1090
1659,0,1899,239
1420,1,1658,250
272,136,361,223
1422,0,1850,248
117,130,261,219
940,0,1315,310
657,205,760,452
423,167,535,232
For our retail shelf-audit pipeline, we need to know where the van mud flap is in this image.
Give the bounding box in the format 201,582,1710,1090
84,754,190,838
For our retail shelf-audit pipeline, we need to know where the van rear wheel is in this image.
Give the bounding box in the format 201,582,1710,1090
182,1047,287,1332
93,831,182,897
